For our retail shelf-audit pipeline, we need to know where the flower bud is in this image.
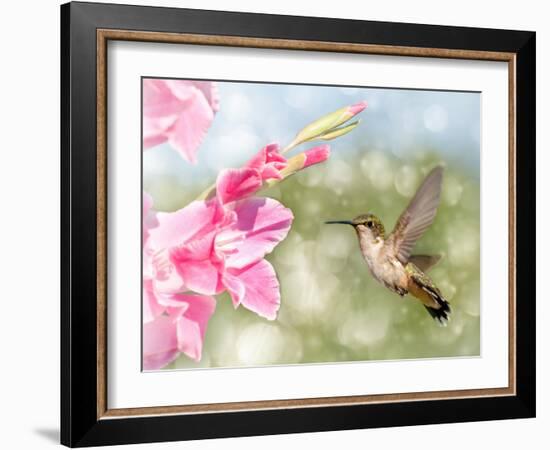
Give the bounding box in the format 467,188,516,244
302,144,331,168
277,144,330,180
287,101,367,150
318,120,360,141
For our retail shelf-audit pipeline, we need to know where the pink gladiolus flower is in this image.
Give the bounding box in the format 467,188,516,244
245,143,288,180
146,196,293,321
216,143,330,204
142,99,367,369
143,193,217,368
143,79,219,164
143,293,216,369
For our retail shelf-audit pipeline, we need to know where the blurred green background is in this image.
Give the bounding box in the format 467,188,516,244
144,81,480,369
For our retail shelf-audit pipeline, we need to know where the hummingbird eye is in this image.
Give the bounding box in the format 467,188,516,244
366,220,373,228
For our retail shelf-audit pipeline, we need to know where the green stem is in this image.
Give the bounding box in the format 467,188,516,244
280,138,300,155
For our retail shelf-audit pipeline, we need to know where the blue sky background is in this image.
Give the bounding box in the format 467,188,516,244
143,81,480,193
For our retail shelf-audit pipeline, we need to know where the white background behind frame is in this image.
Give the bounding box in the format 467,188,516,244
107,40,509,409
3,0,547,449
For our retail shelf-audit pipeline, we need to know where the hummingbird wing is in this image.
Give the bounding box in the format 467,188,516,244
408,254,441,272
388,166,444,265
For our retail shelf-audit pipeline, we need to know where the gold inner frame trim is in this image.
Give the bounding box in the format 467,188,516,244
96,29,517,420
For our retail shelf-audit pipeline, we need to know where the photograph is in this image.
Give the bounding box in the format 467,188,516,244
57,2,536,446
142,78,481,371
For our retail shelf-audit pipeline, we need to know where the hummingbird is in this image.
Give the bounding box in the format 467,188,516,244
325,166,450,324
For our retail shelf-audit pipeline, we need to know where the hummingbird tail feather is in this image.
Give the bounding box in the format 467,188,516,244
424,295,451,326
406,263,451,325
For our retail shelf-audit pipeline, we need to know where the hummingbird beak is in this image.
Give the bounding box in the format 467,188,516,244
325,220,354,226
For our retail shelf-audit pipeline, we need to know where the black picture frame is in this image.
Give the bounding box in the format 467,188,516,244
61,1,535,447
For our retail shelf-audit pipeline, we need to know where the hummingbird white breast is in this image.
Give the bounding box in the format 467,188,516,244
357,234,408,295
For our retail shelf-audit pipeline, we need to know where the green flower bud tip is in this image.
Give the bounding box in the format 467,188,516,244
318,120,360,141
290,100,367,147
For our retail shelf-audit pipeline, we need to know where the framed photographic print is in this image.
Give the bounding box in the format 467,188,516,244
60,1,536,447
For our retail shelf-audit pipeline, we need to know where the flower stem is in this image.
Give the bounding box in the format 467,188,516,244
280,139,299,155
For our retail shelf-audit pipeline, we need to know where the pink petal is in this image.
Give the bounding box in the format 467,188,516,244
148,200,218,251
260,165,284,180
167,88,215,164
158,295,190,312
163,80,219,112
186,81,220,112
143,192,153,216
142,80,218,160
143,315,180,370
221,272,245,308
348,100,368,116
245,143,279,169
245,143,288,181
148,245,186,296
163,80,198,102
151,255,186,295
143,192,159,245
224,260,280,320
264,143,287,165
143,79,186,118
302,144,330,168
167,229,224,295
143,244,154,278
142,80,181,151
216,168,263,205
172,294,216,361
170,229,216,261
143,279,165,323
143,130,168,150
170,257,222,296
216,198,293,269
